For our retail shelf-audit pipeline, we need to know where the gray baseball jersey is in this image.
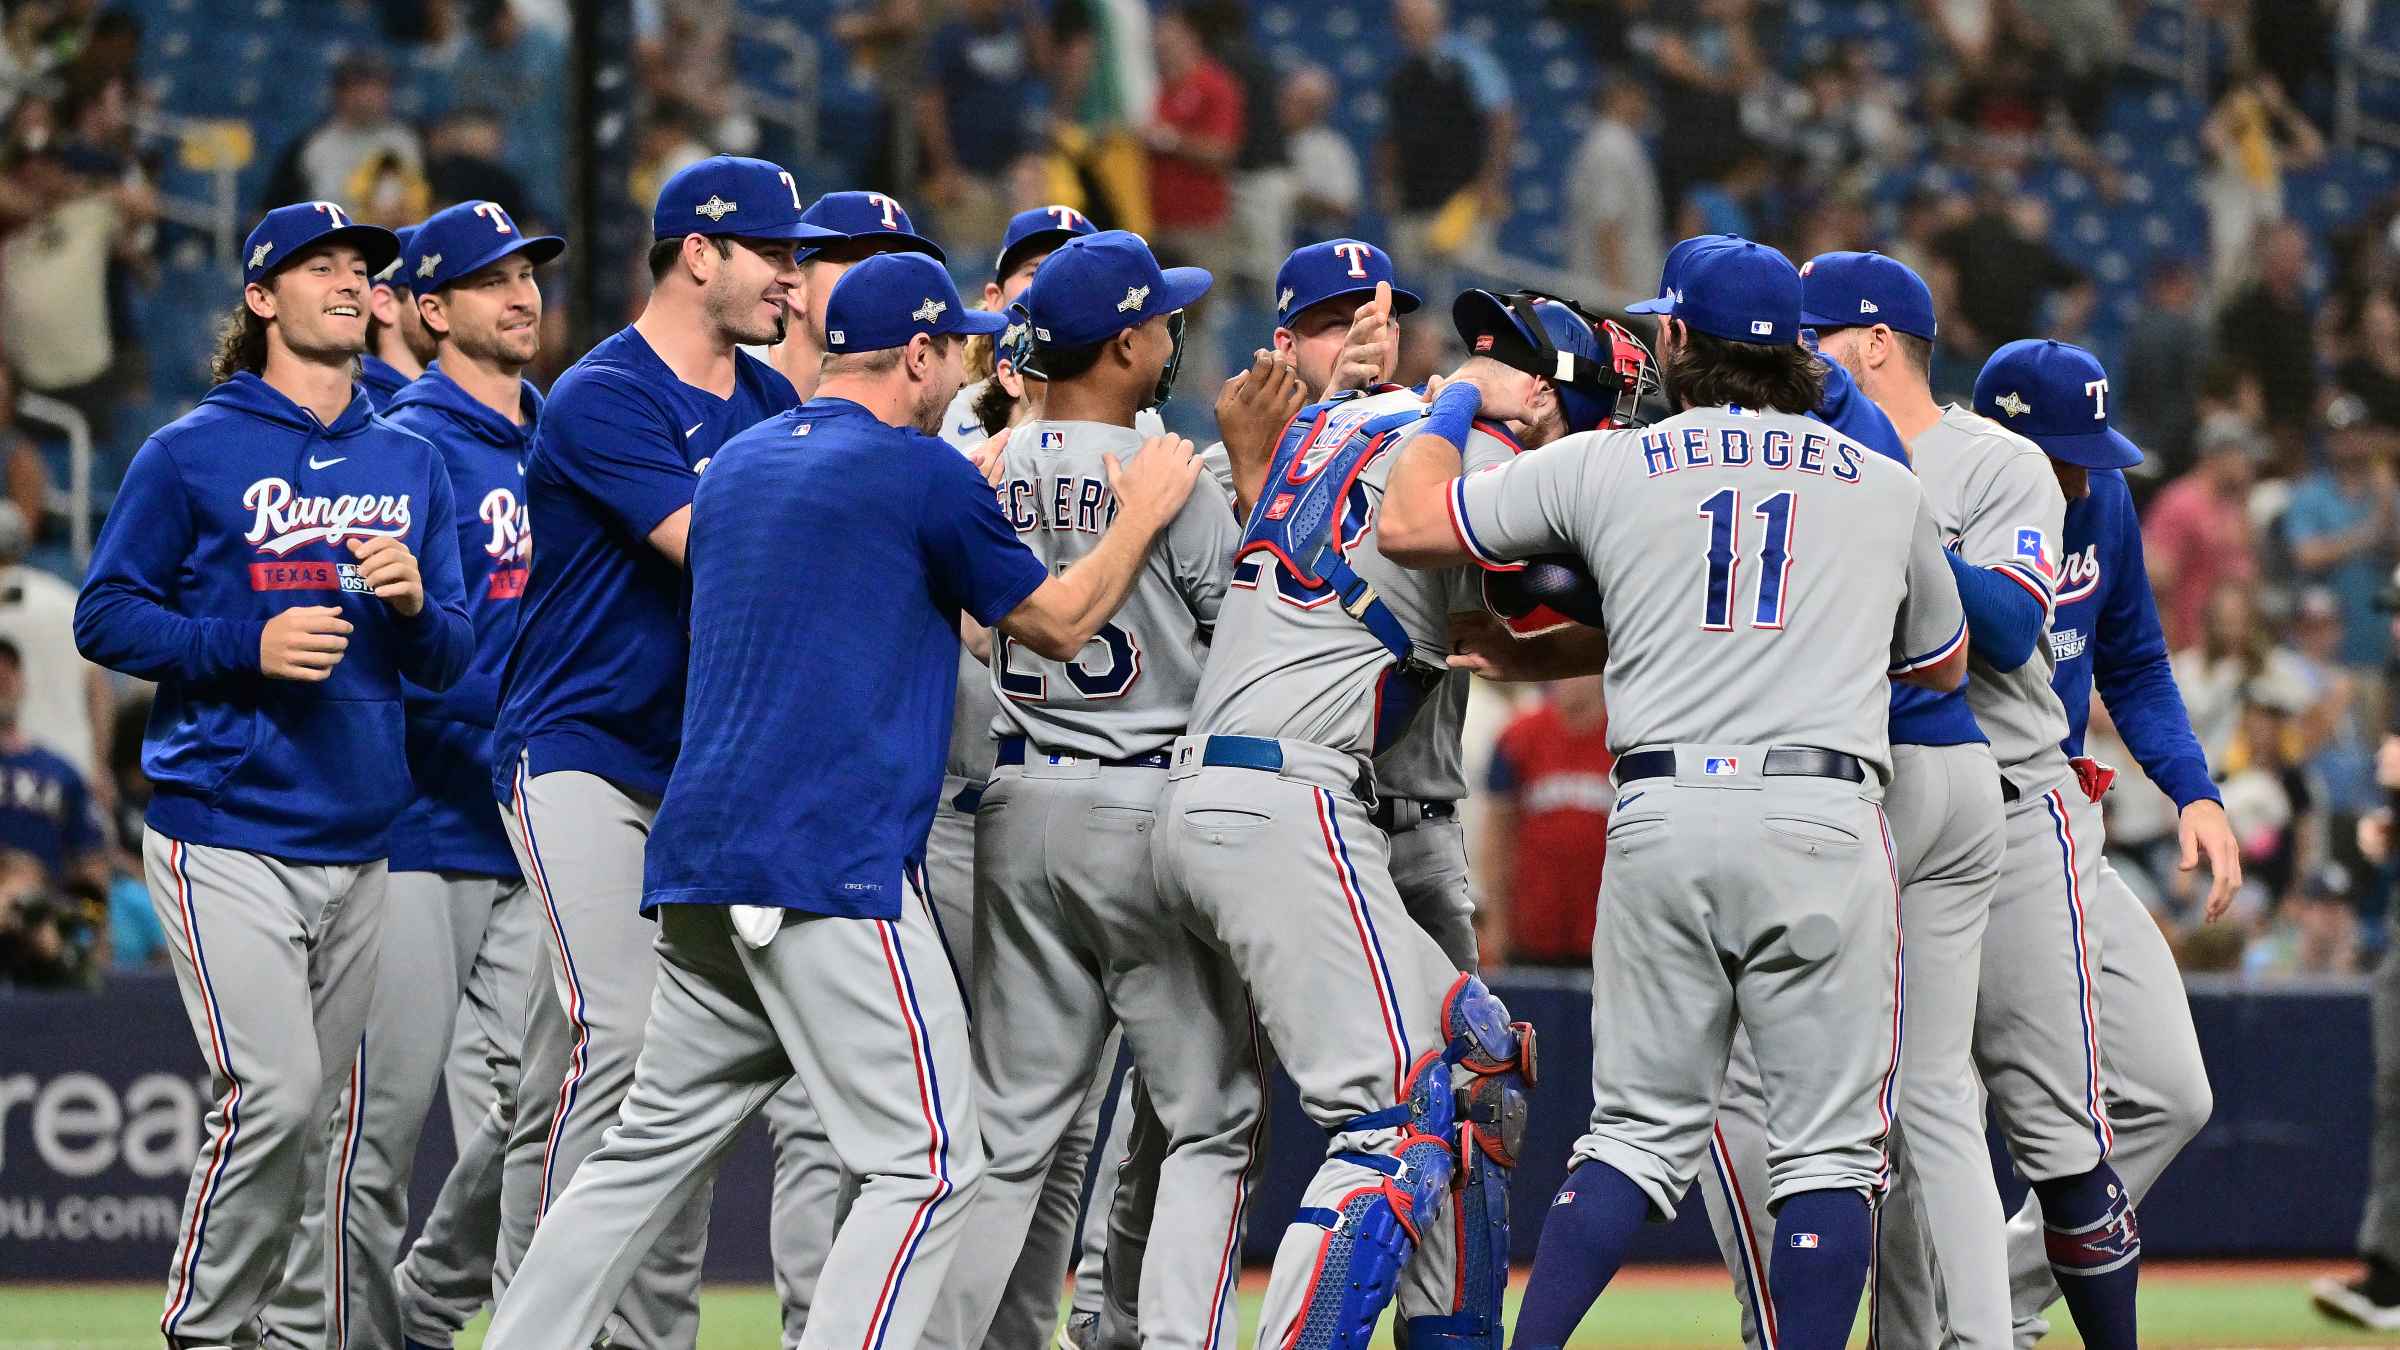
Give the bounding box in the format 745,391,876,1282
987,419,1239,759
1189,393,1516,763
1911,405,2071,791
1450,406,1964,779
940,378,1165,450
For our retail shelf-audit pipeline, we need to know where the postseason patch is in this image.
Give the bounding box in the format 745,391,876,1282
2013,526,2055,579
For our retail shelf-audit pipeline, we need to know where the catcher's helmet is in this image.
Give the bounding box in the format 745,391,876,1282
1451,289,1660,433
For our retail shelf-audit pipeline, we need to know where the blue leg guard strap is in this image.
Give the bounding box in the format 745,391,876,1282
1402,1144,1513,1349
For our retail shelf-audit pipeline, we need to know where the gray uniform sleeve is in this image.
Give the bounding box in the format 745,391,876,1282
1892,491,1969,674
1445,428,1617,567
1170,475,1242,629
1956,442,2067,622
1199,440,1237,502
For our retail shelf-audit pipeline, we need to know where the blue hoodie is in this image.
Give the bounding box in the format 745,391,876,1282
76,373,474,862
358,354,414,410
380,362,539,876
2050,468,2220,809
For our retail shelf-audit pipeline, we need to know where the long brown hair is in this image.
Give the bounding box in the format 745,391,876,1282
1666,326,1827,415
208,298,269,383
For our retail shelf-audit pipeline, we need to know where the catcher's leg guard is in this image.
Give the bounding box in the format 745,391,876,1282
1282,1050,1459,1349
1406,975,1537,1350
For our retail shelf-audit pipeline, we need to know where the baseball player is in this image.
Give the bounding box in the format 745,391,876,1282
1796,299,2147,1348
359,224,431,409
764,188,947,401
1690,249,2018,1350
489,154,834,1348
73,201,473,1350
1378,240,1969,1350
932,212,1159,1350
293,200,560,1350
483,249,1203,1350
1151,285,1645,1346
919,230,1264,1350
1972,339,2234,1346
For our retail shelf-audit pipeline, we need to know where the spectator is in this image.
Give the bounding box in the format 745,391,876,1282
1277,64,1360,246
2216,219,2323,470
2286,394,2400,673
262,50,427,215
438,0,566,201
2337,289,2400,433
1633,0,1758,217
0,366,53,541
0,500,107,790
0,847,98,988
2248,862,2360,978
1932,183,2090,371
1566,75,1664,306
0,93,155,452
917,0,1048,262
2118,257,2211,479
2202,71,2325,297
1478,675,1614,969
2218,668,2323,932
2150,413,2267,653
1378,0,1515,296
1189,0,1287,294
0,636,106,892
424,106,533,220
2012,0,2126,139
1141,6,1241,278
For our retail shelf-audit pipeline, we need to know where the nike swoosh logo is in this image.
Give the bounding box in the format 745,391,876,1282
516,463,525,476
308,455,346,469
955,421,979,434
684,422,705,438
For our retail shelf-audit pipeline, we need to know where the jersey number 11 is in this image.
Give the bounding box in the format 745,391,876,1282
1698,488,1796,632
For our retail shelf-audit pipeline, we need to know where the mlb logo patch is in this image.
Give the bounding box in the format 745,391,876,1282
1265,493,1297,521
1041,430,1067,451
2014,526,2055,579
1552,1191,1576,1207
1790,1233,1820,1249
1750,320,1775,336
1704,756,1739,776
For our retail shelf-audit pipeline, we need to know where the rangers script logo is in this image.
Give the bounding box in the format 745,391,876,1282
244,477,412,556
481,486,531,598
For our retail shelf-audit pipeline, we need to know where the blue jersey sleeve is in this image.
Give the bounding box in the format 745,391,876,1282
389,451,475,692
2092,486,2219,808
1945,550,2044,672
919,442,1048,627
74,437,266,683
546,374,699,543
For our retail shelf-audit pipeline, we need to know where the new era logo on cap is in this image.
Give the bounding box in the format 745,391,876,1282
1860,298,1880,314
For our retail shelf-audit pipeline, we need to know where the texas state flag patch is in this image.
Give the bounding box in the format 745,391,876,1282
2014,526,2055,579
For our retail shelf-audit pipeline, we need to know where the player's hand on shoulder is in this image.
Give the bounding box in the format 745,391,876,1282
1432,356,1539,424
967,425,1012,487
1106,434,1202,529
260,605,353,681
347,535,426,618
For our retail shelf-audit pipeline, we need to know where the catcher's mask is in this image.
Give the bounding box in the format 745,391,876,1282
1452,289,1660,432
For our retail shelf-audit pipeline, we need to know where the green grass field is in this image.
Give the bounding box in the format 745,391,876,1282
6,1264,2396,1349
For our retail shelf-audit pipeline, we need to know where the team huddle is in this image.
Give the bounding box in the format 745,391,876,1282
80,149,2244,1350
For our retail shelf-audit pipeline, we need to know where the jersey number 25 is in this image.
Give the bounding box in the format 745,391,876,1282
1697,488,1797,632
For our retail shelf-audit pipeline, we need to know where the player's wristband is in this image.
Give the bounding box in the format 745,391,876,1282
1423,381,1483,448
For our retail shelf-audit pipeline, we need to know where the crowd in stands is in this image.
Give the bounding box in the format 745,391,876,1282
2,0,2397,986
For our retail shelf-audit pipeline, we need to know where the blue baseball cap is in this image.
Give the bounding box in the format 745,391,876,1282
1674,240,1803,347
371,225,420,291
994,204,1097,282
1973,339,2143,469
652,155,842,244
403,200,564,293
1624,233,1741,315
823,252,1008,354
243,201,400,286
797,190,945,264
1273,239,1422,328
1798,251,1936,340
1017,230,1211,350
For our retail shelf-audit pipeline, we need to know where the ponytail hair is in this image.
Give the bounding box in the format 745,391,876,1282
208,299,269,384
